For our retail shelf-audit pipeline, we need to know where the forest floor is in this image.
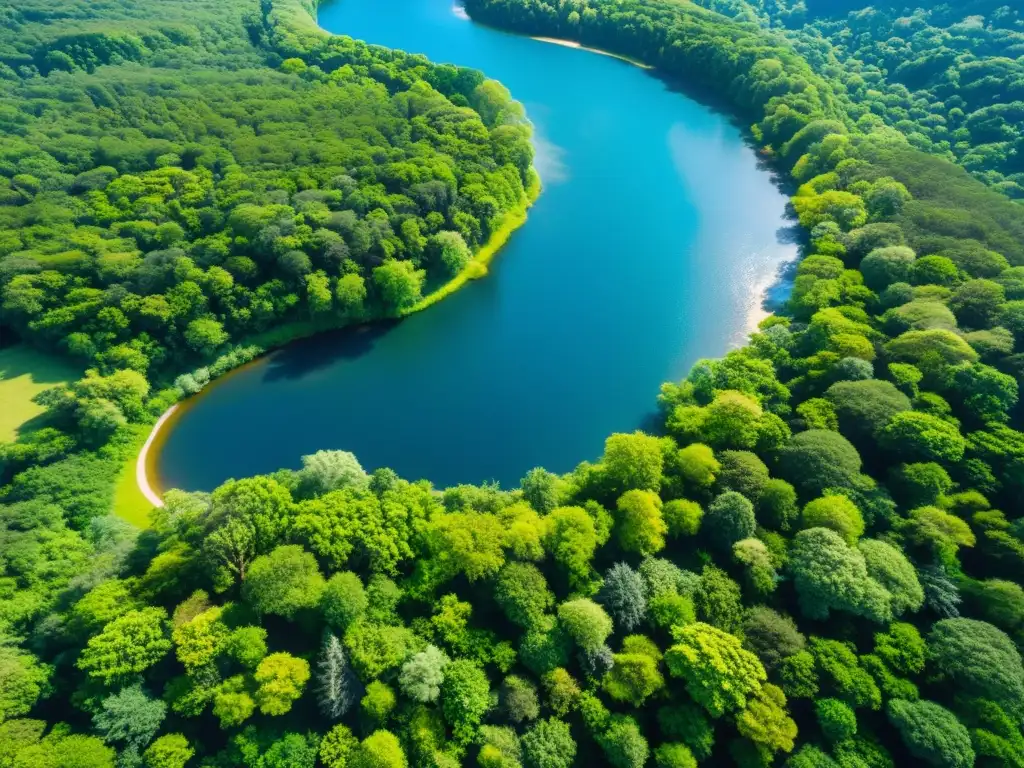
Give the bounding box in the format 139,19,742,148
0,344,80,442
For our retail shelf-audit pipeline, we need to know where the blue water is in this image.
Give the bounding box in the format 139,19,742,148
156,0,797,491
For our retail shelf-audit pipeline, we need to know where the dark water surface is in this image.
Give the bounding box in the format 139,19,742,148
156,0,797,491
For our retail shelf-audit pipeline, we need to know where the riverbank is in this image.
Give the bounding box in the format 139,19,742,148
155,0,799,493
529,36,652,69
405,172,541,314
134,404,179,509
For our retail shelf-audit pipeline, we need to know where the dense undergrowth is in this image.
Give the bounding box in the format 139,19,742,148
1,0,1024,767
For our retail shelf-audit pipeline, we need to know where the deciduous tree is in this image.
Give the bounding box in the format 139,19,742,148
254,652,310,716
665,622,766,718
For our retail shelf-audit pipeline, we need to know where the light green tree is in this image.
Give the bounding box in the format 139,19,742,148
664,622,766,717
254,652,311,716
78,608,171,685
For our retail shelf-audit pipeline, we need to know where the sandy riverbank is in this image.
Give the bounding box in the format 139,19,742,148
136,404,178,508
530,36,652,69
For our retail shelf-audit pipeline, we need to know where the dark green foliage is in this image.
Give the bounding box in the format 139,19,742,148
499,675,539,724
519,624,572,677
494,562,554,629
781,650,819,700
742,606,806,671
887,699,975,768
776,431,863,498
4,454,120,528
918,565,962,618
93,685,166,753
790,528,891,623
758,478,799,531
888,463,952,507
962,579,1024,644
321,572,368,631
694,565,743,631
598,563,647,632
859,539,924,617
825,380,911,445
816,698,857,744
597,714,650,768
860,247,916,291
705,491,756,549
657,704,714,760
715,450,770,502
927,619,1024,706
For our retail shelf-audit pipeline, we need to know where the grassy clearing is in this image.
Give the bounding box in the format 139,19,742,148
111,425,154,528
0,344,80,442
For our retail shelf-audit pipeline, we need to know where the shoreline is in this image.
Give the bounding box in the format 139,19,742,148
404,173,541,314
136,404,179,508
739,283,774,346
529,36,652,69
134,178,542,510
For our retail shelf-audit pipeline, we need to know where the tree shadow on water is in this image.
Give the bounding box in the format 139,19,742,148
776,223,804,246
261,319,401,383
636,408,668,436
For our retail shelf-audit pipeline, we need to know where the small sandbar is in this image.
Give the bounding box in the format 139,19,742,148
530,36,652,68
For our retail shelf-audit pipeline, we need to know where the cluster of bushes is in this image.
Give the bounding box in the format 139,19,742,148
0,0,1023,767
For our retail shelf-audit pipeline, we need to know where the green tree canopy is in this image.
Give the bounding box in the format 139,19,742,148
664,622,766,718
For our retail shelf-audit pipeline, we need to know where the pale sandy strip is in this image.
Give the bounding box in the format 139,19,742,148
530,36,652,68
136,404,178,508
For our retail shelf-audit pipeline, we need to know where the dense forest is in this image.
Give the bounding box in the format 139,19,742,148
2,0,1024,767
0,0,535,381
688,0,1024,198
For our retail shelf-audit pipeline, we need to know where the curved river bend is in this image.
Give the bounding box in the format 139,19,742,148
155,0,797,491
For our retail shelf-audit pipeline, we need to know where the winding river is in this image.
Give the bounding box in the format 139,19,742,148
154,0,798,492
